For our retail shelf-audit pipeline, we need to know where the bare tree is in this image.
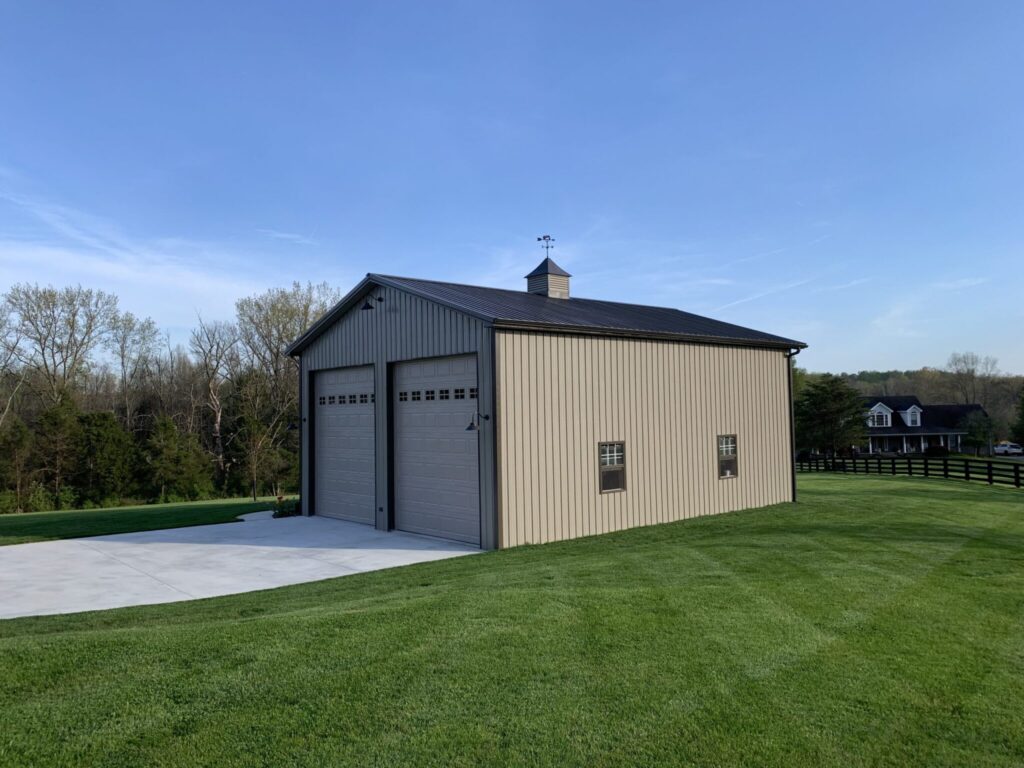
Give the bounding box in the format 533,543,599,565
151,337,203,435
108,311,160,431
190,317,238,484
0,299,26,429
233,282,339,496
947,352,1000,406
5,284,119,405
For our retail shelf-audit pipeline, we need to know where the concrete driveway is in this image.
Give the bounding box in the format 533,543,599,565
0,512,479,620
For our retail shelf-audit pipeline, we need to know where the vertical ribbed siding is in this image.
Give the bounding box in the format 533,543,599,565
301,286,497,549
495,331,791,547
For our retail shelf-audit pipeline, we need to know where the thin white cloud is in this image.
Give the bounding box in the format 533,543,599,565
256,228,318,246
928,277,989,291
812,277,869,293
0,188,279,334
713,277,816,312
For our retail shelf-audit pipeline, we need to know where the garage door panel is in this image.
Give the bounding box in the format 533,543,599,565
314,365,375,523
393,355,480,545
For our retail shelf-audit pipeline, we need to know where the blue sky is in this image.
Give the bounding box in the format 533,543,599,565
1,1,1022,373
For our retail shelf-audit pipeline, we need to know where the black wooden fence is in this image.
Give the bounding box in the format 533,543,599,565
797,456,1023,489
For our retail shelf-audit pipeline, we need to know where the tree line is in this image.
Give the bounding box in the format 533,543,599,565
0,282,340,513
794,352,1024,455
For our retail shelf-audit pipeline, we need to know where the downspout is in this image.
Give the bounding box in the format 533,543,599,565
785,348,801,502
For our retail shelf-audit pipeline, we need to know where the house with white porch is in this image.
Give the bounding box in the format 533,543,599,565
862,396,986,454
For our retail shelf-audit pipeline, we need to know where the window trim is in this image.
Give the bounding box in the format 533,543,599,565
717,434,738,480
598,441,626,494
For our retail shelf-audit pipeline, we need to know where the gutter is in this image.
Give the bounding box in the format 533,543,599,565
784,348,801,502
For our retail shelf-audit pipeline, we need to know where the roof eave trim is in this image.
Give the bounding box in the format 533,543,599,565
285,275,376,356
492,319,807,350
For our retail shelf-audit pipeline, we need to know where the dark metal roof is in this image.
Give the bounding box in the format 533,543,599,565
525,257,571,278
864,396,923,412
287,272,806,355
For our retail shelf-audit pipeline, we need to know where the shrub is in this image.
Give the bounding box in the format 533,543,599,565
272,497,301,518
924,445,950,457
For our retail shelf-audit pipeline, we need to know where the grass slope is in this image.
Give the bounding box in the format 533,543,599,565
0,498,276,546
1,475,1023,767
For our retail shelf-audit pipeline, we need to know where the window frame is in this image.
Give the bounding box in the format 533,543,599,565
717,434,738,480
598,441,626,494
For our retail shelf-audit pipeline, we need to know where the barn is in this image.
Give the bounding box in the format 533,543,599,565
286,258,806,549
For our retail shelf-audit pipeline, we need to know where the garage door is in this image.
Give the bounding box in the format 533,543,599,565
314,366,375,523
393,355,480,545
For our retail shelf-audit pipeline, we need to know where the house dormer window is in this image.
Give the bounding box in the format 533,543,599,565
908,411,920,427
870,411,890,428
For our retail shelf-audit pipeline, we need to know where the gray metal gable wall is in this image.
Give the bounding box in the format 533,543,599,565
299,285,497,549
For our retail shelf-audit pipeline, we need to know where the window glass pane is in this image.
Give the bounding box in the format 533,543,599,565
411,391,421,401
600,468,625,492
718,435,738,478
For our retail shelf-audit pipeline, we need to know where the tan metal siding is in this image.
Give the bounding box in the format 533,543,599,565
300,286,497,549
495,331,791,547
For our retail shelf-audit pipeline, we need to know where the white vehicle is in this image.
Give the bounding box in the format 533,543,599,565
994,442,1023,456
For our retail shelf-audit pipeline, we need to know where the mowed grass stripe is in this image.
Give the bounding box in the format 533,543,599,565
0,474,1022,767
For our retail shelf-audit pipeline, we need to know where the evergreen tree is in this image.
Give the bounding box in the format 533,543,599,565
795,374,866,455
34,399,83,508
144,417,214,502
0,417,34,513
1011,390,1024,445
75,412,137,506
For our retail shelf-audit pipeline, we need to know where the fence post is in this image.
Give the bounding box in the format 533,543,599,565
907,457,913,476
987,461,994,486
943,458,949,479
1016,464,1021,489
877,458,882,475
924,457,929,478
965,461,970,483
891,458,896,476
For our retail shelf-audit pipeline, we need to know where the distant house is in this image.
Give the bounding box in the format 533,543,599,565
862,396,987,454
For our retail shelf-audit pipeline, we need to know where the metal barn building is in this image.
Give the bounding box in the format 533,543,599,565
287,258,806,550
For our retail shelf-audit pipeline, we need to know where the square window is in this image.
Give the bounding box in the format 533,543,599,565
359,393,368,404
469,387,478,399
399,392,408,402
425,390,435,401
349,394,357,404
412,391,421,401
454,388,465,399
318,396,326,406
328,395,336,405
371,393,375,404
439,389,450,400
718,435,738,479
598,442,625,492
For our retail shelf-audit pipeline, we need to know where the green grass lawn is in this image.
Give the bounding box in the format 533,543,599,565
0,497,278,546
1,475,1022,767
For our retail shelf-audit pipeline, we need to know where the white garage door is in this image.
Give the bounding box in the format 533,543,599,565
314,366,375,523
393,355,480,545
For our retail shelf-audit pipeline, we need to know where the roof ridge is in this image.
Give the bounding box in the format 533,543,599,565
371,273,694,314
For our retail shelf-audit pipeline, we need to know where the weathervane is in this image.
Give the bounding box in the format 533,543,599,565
537,234,555,256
